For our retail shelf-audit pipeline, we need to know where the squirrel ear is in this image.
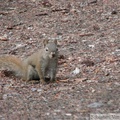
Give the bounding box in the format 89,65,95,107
43,39,49,47
54,39,57,45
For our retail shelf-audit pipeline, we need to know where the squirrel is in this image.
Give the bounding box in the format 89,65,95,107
0,39,58,84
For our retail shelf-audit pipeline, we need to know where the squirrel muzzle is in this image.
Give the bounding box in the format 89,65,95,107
49,52,56,58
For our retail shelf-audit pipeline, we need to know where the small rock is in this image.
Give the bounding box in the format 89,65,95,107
31,88,37,92
88,44,95,48
46,112,50,115
31,0,36,2
28,26,33,30
107,100,114,105
90,87,95,93
61,17,71,22
37,89,42,92
88,102,104,108
86,80,93,83
2,94,8,100
112,49,120,55
114,82,120,86
115,49,120,52
80,1,88,7
82,40,87,42
0,35,8,41
66,113,72,116
72,67,80,75
54,109,61,112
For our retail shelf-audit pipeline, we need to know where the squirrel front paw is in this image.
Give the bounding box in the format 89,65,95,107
40,79,47,84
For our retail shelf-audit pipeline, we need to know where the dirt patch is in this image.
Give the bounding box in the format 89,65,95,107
0,0,120,119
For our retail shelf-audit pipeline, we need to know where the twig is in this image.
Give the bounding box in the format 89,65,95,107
79,33,94,37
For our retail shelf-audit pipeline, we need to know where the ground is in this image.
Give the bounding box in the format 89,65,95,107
0,0,120,120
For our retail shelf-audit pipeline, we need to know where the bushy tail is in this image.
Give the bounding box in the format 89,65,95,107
0,55,24,77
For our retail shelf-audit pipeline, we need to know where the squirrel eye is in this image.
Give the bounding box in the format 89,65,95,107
46,48,48,51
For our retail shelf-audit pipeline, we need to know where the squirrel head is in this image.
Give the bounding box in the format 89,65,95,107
43,39,58,59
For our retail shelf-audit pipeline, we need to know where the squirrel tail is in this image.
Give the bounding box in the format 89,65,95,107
0,55,24,78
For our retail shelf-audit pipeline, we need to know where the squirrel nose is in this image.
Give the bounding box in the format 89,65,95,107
51,52,55,58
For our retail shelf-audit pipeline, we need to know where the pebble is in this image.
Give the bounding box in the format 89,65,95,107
46,113,50,115
72,67,80,75
87,102,104,108
88,44,95,48
2,94,8,100
37,89,42,92
31,88,37,92
54,109,61,112
66,113,72,116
